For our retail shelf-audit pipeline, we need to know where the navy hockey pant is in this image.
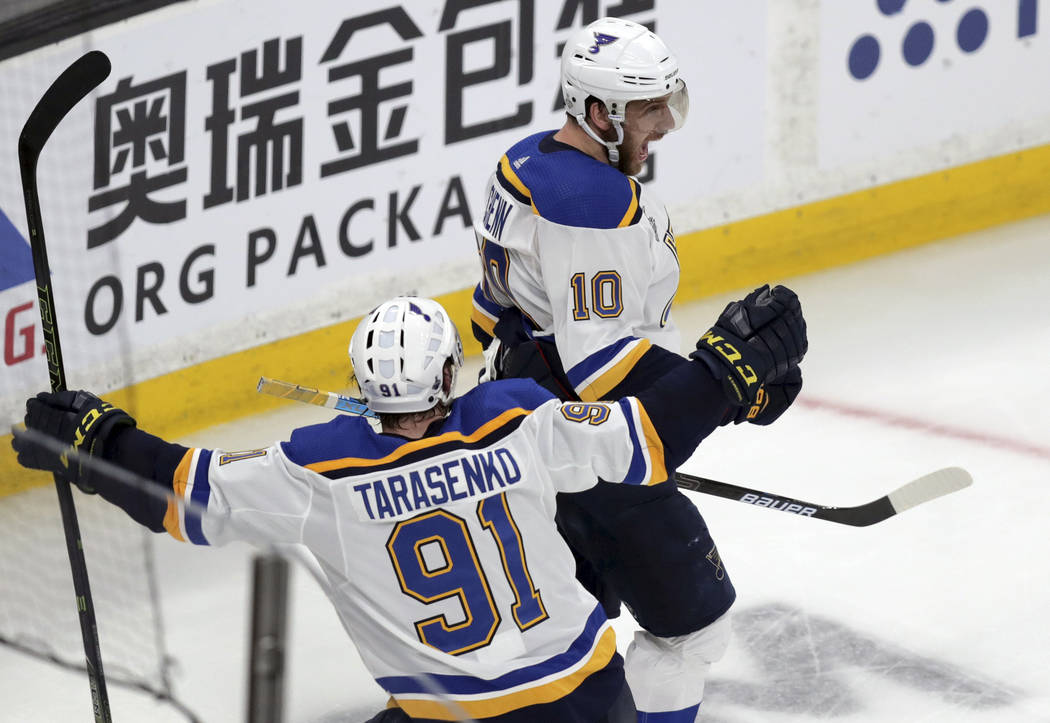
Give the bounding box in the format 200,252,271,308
556,478,736,638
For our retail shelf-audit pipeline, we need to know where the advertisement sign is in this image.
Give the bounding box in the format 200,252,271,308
0,0,765,425
819,1,1050,171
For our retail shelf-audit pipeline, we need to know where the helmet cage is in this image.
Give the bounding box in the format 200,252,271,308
348,297,464,414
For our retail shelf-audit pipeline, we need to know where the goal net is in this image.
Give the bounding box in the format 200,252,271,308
0,477,196,719
0,14,196,723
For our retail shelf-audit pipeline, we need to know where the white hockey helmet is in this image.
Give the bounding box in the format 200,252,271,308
561,17,689,165
348,297,464,414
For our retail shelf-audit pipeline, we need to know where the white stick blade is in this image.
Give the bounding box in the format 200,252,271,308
257,377,338,409
887,467,973,513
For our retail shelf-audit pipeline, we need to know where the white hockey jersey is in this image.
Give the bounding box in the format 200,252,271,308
159,379,666,720
471,130,681,402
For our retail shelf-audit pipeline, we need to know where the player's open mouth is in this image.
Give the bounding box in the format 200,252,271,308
639,143,649,161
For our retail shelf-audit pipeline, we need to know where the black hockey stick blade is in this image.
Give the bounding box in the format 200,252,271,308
19,50,111,161
676,466,973,526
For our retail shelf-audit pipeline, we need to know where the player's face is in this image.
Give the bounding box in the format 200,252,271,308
618,95,676,176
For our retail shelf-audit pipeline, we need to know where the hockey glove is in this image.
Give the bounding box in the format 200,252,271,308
691,284,807,406
12,390,136,493
724,366,803,425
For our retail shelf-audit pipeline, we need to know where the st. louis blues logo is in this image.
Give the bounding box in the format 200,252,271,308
407,301,431,321
589,32,618,54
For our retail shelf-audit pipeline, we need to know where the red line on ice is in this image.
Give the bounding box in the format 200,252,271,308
798,397,1050,462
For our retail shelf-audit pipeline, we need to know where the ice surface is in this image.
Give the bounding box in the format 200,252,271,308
2,215,1048,722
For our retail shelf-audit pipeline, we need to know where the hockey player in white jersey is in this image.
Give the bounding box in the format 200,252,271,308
14,288,805,721
470,17,807,721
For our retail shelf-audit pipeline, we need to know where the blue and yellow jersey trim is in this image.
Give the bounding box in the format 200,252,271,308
378,604,616,721
618,178,642,228
567,336,653,402
494,131,643,229
162,448,213,545
281,382,554,472
617,398,667,486
496,155,538,213
304,407,532,480
471,283,503,340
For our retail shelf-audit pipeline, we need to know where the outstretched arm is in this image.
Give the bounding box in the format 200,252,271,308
13,392,312,547
11,390,187,531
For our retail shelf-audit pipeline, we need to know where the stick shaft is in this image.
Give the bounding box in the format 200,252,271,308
256,377,971,526
19,50,113,723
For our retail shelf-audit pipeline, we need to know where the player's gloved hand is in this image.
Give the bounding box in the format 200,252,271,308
723,366,803,425
691,284,807,406
11,390,136,493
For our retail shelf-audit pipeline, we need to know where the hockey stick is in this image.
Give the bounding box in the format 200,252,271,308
256,377,972,526
257,376,375,417
19,50,113,723
673,467,971,526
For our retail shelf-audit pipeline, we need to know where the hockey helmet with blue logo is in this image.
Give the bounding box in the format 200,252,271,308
561,17,689,165
348,296,464,414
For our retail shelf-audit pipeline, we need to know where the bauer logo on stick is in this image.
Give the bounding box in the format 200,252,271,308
740,493,818,517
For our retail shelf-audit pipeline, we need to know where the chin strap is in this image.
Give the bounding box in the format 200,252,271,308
574,113,624,166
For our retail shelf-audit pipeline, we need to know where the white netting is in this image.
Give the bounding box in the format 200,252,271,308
0,30,201,720
0,480,186,702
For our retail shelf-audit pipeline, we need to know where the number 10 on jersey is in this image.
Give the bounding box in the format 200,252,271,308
571,271,624,320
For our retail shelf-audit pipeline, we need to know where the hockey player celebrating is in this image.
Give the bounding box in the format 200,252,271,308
14,287,804,722
469,16,807,720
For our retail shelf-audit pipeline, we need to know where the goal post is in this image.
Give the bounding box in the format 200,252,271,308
246,552,291,723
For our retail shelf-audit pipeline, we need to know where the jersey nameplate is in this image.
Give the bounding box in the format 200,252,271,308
482,185,512,242
343,447,523,522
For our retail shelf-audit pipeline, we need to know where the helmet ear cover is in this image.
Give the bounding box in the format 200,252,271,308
348,297,464,414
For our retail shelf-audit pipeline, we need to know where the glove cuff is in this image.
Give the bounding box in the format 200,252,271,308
687,347,748,406
690,327,767,406
75,405,136,493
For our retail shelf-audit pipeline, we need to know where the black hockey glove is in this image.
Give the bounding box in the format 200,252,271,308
12,390,136,493
691,284,807,407
724,366,803,425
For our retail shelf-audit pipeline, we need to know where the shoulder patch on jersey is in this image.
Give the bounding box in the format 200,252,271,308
218,449,268,465
498,132,644,229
